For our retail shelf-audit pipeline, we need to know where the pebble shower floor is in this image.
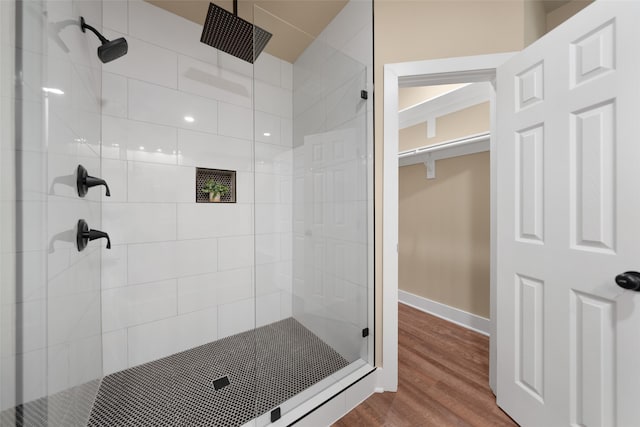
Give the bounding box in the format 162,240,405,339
87,318,349,426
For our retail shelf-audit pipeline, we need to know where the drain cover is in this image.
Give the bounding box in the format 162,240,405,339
212,376,230,391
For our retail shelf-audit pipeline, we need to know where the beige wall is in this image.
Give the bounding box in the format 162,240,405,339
399,152,491,317
398,101,491,317
399,102,490,152
524,0,547,46
373,0,529,364
546,0,593,32
399,100,490,315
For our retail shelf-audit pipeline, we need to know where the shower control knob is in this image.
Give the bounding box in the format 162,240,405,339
77,164,111,197
77,219,111,251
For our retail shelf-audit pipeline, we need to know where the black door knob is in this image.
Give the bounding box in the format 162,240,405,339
77,164,111,197
615,271,640,292
77,219,111,251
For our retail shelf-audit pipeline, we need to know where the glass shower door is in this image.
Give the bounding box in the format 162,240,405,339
253,0,373,422
43,0,104,423
1,0,104,425
290,38,371,373
0,0,18,422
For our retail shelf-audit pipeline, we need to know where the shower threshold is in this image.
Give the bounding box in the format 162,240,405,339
88,318,349,427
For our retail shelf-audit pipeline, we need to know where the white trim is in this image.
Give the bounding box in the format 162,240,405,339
395,53,516,87
381,52,516,395
399,82,490,131
381,65,399,392
489,79,498,394
398,290,491,336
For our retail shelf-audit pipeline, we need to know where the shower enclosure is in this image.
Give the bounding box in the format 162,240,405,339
1,0,373,426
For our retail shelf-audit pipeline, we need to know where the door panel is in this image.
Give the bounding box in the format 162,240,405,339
570,291,615,427
515,125,544,243
571,101,615,252
514,274,544,403
497,2,640,425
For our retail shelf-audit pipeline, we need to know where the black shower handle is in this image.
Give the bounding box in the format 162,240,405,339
77,164,111,197
87,229,111,249
86,175,111,196
77,219,111,251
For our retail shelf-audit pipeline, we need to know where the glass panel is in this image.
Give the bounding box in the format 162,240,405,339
0,0,18,423
92,0,258,425
46,0,104,424
44,0,104,422
2,0,104,425
14,1,50,422
253,0,373,421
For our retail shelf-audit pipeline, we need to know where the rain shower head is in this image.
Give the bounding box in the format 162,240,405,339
80,16,128,63
200,2,272,64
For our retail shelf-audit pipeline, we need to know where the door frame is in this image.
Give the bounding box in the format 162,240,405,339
380,52,516,392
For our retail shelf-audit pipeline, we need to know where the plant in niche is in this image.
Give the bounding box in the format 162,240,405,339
201,178,230,202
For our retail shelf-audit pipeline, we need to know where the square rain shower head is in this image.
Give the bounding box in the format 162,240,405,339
200,2,272,64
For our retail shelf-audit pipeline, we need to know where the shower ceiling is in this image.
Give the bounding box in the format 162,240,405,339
145,0,348,63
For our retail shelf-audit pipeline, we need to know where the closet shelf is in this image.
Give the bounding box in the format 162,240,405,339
398,132,490,179
399,82,490,137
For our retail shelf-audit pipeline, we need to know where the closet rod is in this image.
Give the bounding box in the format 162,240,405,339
398,132,490,159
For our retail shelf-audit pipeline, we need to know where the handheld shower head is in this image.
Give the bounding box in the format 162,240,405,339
80,16,128,63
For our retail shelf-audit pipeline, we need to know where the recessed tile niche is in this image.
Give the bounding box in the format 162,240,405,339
195,167,236,203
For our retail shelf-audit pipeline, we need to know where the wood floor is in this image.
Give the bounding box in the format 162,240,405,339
333,304,518,427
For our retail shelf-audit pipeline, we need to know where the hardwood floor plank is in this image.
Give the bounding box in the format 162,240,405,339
333,304,517,427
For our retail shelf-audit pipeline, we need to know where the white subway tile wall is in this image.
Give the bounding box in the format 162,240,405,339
178,55,252,109
101,0,294,374
217,298,254,339
103,30,178,89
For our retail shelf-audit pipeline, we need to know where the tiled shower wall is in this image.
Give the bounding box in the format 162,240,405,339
100,0,293,374
292,0,373,363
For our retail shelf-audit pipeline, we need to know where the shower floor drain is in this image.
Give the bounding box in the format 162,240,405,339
212,376,230,391
87,318,349,427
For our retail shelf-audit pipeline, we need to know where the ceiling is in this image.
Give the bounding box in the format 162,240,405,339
147,0,575,64
146,0,348,63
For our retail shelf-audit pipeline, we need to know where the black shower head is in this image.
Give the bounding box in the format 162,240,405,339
200,2,272,64
80,16,128,63
98,38,128,63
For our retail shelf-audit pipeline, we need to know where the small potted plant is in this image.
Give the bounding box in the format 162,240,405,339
201,178,230,202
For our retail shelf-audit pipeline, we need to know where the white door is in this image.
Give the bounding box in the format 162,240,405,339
496,1,640,426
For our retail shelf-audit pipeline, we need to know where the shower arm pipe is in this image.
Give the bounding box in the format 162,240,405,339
80,18,109,44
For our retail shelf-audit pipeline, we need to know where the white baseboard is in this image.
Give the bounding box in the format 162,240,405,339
398,290,490,336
